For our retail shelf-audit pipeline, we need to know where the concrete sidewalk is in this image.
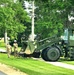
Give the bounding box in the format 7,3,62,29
47,62,74,70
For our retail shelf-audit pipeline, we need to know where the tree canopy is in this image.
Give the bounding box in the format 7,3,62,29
34,0,74,38
0,0,30,40
0,0,74,41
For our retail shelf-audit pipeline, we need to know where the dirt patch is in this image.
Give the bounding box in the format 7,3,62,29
0,63,28,75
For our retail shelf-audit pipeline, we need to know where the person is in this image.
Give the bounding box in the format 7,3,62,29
6,43,12,58
13,40,18,57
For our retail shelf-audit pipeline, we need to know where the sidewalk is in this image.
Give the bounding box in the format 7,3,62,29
47,62,74,70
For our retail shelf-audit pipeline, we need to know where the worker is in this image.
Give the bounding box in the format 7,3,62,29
6,43,12,58
13,40,18,57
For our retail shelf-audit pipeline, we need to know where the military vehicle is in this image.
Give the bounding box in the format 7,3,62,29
20,28,74,61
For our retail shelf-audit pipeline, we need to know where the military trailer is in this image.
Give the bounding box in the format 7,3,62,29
20,28,74,61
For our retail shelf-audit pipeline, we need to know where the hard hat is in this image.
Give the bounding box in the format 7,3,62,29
14,40,17,42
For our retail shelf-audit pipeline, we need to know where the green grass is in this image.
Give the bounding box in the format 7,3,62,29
59,58,74,65
0,41,6,47
63,61,74,65
0,40,6,50
0,53,74,75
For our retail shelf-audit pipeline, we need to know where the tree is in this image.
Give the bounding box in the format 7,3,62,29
0,5,15,44
0,0,30,44
18,0,74,39
34,0,74,38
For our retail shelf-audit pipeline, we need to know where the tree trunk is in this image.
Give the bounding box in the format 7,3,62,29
4,29,8,45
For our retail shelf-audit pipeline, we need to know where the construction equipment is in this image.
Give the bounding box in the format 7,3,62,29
20,28,74,61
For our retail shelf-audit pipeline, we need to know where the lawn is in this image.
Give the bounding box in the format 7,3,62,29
0,53,74,75
0,40,6,49
59,58,74,65
0,40,21,51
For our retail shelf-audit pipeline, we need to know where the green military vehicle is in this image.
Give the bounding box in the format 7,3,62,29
20,28,74,61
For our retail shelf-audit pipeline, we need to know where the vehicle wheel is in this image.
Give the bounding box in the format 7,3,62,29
41,48,49,61
46,47,60,61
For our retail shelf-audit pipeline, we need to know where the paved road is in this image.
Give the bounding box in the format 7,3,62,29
0,71,7,75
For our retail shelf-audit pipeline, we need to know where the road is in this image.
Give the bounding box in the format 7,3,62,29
0,71,7,75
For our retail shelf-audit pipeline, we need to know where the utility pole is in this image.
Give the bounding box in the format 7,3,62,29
31,0,35,41
23,0,35,41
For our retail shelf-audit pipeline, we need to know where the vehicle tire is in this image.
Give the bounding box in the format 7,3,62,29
46,47,60,61
41,48,49,61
